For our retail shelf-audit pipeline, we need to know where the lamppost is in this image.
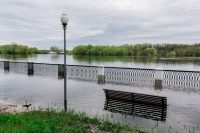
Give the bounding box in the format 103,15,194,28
60,14,69,111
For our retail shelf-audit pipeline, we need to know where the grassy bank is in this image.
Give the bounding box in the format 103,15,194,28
0,110,144,133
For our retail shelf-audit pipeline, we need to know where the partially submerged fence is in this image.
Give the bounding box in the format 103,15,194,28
0,61,200,90
105,67,155,86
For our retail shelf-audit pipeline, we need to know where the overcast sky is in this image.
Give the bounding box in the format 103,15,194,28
0,0,200,49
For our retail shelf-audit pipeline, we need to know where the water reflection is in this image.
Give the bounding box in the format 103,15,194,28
50,54,61,60
158,57,200,65
73,55,200,65
0,54,38,61
73,55,158,64
0,54,200,71
1,54,200,65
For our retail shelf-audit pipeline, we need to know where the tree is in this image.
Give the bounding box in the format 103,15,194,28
70,44,200,57
169,51,176,58
50,46,62,54
144,48,157,57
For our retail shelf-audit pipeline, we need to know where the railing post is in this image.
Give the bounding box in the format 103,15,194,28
155,68,164,89
4,61,9,72
58,64,64,78
27,62,34,75
98,66,105,84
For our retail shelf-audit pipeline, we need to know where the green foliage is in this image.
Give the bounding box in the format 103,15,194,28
144,48,157,57
72,44,131,56
50,46,62,54
2,43,200,57
72,43,200,57
169,51,176,58
0,111,139,133
0,44,39,55
38,50,50,54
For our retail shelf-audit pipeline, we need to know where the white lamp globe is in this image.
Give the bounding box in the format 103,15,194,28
60,14,69,25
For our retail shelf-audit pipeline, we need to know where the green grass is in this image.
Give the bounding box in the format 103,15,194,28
0,110,144,133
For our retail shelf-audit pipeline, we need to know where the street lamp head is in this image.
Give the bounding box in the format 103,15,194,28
60,14,69,26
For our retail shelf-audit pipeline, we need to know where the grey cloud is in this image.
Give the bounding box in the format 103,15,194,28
0,0,200,49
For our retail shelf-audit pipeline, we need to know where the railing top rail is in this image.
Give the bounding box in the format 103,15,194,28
163,69,200,73
67,64,99,68
105,66,155,71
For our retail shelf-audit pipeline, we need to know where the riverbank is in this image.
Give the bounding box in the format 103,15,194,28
0,99,143,133
0,110,144,133
0,99,25,113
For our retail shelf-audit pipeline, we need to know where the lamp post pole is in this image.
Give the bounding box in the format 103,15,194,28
63,24,67,111
60,14,69,112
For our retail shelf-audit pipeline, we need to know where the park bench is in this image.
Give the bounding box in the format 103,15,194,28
103,89,167,121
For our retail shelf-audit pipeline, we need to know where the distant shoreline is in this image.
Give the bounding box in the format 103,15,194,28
1,43,200,58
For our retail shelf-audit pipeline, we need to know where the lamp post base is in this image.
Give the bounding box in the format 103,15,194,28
64,99,67,112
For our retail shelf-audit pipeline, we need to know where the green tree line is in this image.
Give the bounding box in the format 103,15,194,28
2,43,200,57
0,44,50,54
71,43,200,57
